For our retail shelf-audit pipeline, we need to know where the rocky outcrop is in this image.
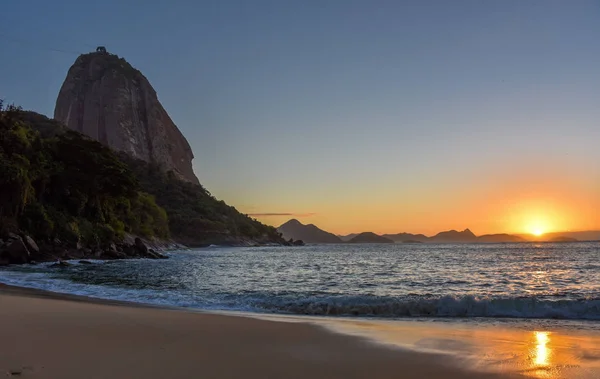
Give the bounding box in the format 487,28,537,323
54,49,198,184
2,237,30,264
0,233,171,265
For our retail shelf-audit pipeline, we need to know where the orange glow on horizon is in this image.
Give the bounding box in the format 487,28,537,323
242,163,600,235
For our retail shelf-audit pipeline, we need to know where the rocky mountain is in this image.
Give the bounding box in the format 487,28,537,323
348,232,394,244
54,49,198,184
277,219,343,244
430,228,477,243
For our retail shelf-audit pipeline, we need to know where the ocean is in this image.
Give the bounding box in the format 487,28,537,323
1,242,599,328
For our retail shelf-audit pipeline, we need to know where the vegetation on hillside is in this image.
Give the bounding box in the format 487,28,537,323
119,154,283,246
0,102,168,247
0,102,283,247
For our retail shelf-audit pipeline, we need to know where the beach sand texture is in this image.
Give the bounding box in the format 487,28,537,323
0,285,526,379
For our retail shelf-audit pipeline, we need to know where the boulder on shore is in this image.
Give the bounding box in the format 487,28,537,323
134,237,148,255
23,235,39,253
49,260,71,268
1,238,30,264
101,250,127,260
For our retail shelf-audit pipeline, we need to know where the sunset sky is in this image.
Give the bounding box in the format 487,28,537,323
2,1,599,235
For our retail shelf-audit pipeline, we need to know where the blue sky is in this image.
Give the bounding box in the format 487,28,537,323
2,1,599,234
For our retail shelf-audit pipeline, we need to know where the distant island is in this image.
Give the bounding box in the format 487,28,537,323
382,232,428,243
278,219,343,244
476,234,526,243
278,219,597,244
549,236,578,243
348,232,394,244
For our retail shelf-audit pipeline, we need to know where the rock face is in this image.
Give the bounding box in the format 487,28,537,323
1,235,30,264
54,49,198,184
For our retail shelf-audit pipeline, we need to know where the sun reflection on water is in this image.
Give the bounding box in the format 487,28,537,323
534,331,550,367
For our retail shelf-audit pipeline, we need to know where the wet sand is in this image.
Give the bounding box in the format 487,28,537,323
0,284,525,379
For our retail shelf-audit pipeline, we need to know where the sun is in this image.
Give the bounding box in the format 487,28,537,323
532,229,544,237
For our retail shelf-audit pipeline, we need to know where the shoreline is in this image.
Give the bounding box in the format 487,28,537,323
0,283,525,379
2,283,600,378
2,265,600,326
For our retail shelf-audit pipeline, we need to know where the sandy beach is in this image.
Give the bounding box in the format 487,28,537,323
0,284,527,379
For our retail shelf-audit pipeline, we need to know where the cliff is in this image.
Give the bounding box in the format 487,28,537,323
54,49,198,184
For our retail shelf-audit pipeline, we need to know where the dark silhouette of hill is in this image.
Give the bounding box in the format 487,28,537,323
382,232,428,243
277,219,343,244
430,228,477,243
338,233,359,242
348,232,394,244
278,218,600,244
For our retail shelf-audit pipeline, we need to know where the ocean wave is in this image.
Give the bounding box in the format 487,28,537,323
249,294,600,320
1,267,599,321
1,270,599,321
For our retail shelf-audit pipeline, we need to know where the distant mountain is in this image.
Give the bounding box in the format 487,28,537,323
549,236,578,243
477,234,526,243
382,232,429,243
517,231,600,242
348,232,394,244
280,222,600,245
277,219,343,244
338,233,359,242
430,228,477,243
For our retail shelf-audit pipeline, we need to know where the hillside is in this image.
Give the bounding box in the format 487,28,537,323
0,105,284,249
277,219,343,244
121,153,283,246
0,103,168,260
